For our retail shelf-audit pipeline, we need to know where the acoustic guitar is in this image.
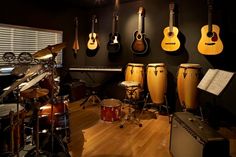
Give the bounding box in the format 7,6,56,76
87,15,99,50
131,7,148,55
161,2,180,52
73,17,79,54
197,0,223,55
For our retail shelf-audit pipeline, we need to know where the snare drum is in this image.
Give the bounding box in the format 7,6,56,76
177,63,201,110
101,99,122,122
147,63,167,104
0,104,25,154
125,63,145,99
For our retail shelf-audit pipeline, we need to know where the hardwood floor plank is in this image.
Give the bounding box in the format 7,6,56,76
67,100,172,157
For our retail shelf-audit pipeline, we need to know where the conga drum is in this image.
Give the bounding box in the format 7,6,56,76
101,99,122,122
147,63,167,104
177,63,201,110
125,63,145,99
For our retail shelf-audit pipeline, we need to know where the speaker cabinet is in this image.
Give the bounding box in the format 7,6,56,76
170,112,229,157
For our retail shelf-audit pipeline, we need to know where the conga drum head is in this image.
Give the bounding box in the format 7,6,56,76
179,63,201,69
147,63,165,67
101,98,122,122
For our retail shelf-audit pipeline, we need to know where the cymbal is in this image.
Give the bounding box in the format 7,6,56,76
11,64,30,77
25,64,43,77
33,42,66,60
0,75,30,100
20,88,49,99
20,72,50,92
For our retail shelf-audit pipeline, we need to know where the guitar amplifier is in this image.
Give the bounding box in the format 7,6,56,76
170,112,229,157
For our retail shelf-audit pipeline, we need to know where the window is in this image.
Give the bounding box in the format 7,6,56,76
0,23,63,66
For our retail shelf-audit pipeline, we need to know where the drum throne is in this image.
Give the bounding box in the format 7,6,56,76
119,80,144,128
79,82,102,109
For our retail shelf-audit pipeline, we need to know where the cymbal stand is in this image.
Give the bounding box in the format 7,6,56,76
47,49,58,156
12,86,22,157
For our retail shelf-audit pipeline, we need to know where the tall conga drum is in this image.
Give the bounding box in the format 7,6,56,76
177,63,201,110
125,63,145,99
147,63,167,104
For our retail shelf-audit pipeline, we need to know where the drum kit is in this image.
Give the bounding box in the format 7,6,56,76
0,42,70,157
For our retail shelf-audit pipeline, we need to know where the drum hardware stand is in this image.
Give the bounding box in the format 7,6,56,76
119,81,143,128
141,92,171,123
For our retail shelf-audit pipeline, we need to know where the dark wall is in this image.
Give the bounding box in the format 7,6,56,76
1,0,236,123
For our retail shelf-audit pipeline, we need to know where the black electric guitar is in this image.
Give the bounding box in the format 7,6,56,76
87,15,99,51
197,0,223,55
131,7,148,55
107,12,121,54
161,2,180,52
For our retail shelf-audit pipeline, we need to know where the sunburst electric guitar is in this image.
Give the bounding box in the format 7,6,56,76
131,7,148,55
87,15,99,51
73,17,79,54
161,2,180,52
197,0,223,55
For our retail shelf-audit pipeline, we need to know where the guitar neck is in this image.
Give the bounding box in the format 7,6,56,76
112,14,119,35
137,11,143,33
208,5,213,32
169,11,174,32
168,2,175,32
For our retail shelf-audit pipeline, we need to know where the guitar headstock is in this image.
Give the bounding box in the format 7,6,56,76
92,15,98,23
169,2,175,12
207,0,213,10
138,7,145,16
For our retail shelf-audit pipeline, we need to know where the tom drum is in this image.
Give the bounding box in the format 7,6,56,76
101,99,122,122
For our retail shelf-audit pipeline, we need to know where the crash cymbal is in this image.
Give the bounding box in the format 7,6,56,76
33,42,66,60
20,72,50,92
20,88,49,99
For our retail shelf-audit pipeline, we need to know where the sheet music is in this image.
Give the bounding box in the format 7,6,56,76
198,69,234,95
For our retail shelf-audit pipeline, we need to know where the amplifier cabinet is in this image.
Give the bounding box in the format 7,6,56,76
170,112,229,157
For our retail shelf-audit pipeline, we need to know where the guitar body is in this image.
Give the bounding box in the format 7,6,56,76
107,33,121,53
87,33,99,50
131,31,148,54
197,24,223,55
161,26,180,52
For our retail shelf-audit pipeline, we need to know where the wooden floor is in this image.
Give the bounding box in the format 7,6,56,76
67,99,172,157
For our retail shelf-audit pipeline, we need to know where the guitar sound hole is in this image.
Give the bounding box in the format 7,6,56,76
168,32,174,37
207,31,213,37
137,34,142,40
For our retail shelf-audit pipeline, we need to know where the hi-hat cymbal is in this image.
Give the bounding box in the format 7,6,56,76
33,42,66,60
20,88,49,99
20,72,50,92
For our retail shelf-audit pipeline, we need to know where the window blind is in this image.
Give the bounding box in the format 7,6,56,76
0,23,63,66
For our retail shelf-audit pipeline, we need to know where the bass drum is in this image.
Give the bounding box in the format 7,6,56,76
0,103,25,154
177,63,201,110
146,63,167,104
125,63,145,100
